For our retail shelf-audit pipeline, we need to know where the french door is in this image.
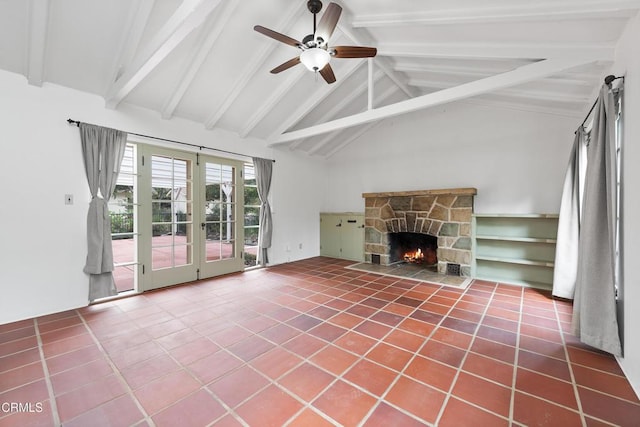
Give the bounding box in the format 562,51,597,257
138,146,244,291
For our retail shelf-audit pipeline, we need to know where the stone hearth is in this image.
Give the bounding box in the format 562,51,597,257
363,188,476,276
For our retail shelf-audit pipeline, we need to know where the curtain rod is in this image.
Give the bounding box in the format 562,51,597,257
66,119,275,163
577,74,624,131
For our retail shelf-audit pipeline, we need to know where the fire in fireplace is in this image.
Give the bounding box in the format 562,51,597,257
389,232,438,268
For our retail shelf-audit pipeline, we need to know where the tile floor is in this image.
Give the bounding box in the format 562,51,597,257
1,257,639,426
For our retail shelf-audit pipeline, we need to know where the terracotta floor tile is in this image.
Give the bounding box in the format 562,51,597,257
168,336,221,365
308,306,340,320
362,402,426,427
64,394,145,427
287,313,323,331
41,333,95,358
237,385,304,427
208,325,253,347
513,391,582,426
578,386,640,426
366,342,413,372
382,329,425,352
45,345,103,375
259,323,300,345
572,364,639,402
50,358,113,395
440,317,477,335
354,320,392,340
4,258,640,427
250,347,302,380
438,397,509,427
56,374,127,422
470,337,516,365
343,359,397,396
310,345,359,376
431,327,473,350
519,334,566,360
308,322,348,343
279,362,335,401
462,352,514,387
520,323,563,343
333,331,377,355
476,325,518,347
516,367,578,409
384,302,415,316
410,309,444,325
451,372,511,417
312,380,377,426
120,353,181,390
403,355,457,392
0,361,44,391
187,350,243,384
152,389,226,427
518,349,571,381
228,334,276,362
419,339,466,368
0,347,40,374
283,333,327,358
287,408,335,427
397,318,436,336
385,375,446,424
208,365,269,408
567,346,624,375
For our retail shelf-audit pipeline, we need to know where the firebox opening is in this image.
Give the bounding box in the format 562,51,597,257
389,232,438,269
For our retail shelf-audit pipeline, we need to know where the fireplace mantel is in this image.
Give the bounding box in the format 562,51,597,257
362,188,476,276
362,188,477,199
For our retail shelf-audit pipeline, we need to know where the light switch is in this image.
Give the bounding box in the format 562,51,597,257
65,194,74,205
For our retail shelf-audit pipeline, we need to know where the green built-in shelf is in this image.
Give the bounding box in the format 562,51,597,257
472,214,559,290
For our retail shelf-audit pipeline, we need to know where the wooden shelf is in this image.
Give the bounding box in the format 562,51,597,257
476,255,554,268
476,235,557,244
472,214,558,290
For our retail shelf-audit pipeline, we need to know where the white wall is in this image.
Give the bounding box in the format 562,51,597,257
612,12,640,398
0,70,325,324
324,101,577,214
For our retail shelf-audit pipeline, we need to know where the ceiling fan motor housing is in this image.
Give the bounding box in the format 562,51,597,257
307,0,323,14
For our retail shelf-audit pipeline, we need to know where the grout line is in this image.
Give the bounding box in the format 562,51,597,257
33,317,61,427
553,297,588,427
508,285,524,425
75,309,153,426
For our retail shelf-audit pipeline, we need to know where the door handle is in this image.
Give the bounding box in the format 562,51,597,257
336,223,342,227
201,223,206,230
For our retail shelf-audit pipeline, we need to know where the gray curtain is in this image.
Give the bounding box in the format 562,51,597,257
572,84,622,356
79,123,128,301
552,127,587,299
252,157,273,265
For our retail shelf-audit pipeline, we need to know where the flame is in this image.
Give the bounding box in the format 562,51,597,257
404,248,424,262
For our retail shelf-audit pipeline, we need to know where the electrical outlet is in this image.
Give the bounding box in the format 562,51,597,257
64,194,74,205
298,243,303,250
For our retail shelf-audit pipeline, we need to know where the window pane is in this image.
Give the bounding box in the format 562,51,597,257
112,237,135,264
244,207,259,226
173,245,191,267
113,265,135,293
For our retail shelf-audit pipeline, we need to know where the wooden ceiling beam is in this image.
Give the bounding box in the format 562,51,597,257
105,0,223,108
352,0,640,27
269,58,591,145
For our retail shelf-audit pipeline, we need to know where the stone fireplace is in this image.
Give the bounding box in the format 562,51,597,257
363,188,476,276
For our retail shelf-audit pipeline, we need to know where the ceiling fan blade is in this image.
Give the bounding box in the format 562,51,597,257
270,57,301,74
332,46,377,58
254,25,301,48
319,63,336,84
315,2,342,45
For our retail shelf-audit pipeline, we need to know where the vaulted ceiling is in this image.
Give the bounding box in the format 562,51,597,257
1,0,638,157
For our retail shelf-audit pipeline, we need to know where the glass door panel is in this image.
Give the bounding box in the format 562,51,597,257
200,157,244,277
141,148,198,291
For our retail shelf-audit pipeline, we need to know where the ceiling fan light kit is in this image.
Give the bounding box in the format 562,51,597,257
254,1,377,84
300,48,331,71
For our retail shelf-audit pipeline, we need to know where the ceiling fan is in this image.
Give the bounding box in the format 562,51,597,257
254,0,377,84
